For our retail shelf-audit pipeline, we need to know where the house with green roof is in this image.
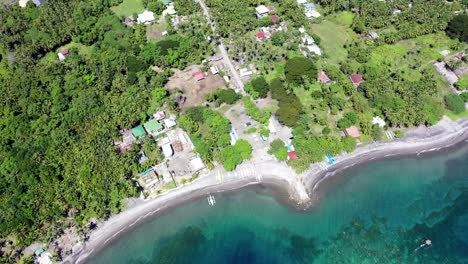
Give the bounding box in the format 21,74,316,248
160,0,170,6
144,119,164,135
132,125,146,138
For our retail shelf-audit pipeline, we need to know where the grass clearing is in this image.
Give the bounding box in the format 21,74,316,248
111,0,145,18
312,12,356,65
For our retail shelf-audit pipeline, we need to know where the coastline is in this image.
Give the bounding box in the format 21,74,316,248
62,117,468,264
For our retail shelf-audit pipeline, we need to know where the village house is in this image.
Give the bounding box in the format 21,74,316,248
255,5,270,18
368,31,379,40
132,125,146,138
115,129,136,153
318,71,333,84
162,143,174,158
153,111,166,120
193,71,208,81
372,116,386,128
163,114,177,129
19,0,44,7
344,126,361,141
143,119,164,136
57,49,69,62
137,10,155,24
350,74,364,87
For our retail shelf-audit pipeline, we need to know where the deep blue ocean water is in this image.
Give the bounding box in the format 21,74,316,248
87,144,468,264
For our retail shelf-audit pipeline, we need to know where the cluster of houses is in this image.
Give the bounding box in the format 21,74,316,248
297,0,321,19
255,5,288,41
115,110,207,193
125,0,180,27
115,110,177,154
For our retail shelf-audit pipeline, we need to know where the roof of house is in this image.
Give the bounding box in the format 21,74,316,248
318,71,331,83
32,0,44,6
162,144,173,158
267,6,276,12
304,3,315,10
255,5,269,15
153,111,166,120
160,0,170,5
269,15,279,23
193,72,207,81
61,49,69,55
455,53,465,60
307,44,321,55
119,145,132,153
368,31,379,39
288,151,299,160
344,126,361,139
137,10,155,24
144,119,163,132
350,74,363,85
256,31,265,38
132,125,146,138
163,118,177,128
297,0,308,4
372,116,386,128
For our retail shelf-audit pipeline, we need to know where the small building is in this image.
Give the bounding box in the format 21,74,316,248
306,44,321,56
162,143,174,158
193,72,208,81
305,10,321,19
372,116,386,128
36,251,52,264
239,68,253,77
350,74,364,87
19,0,44,7
288,151,299,160
153,111,166,120
190,156,206,171
57,49,69,62
304,3,315,10
140,169,159,187
267,6,276,12
210,66,219,75
163,4,176,16
318,71,332,84
256,31,266,39
255,5,270,17
297,0,308,5
344,126,361,140
269,15,279,23
223,75,230,83
163,117,177,129
132,125,146,138
298,27,306,34
368,31,379,40
137,10,155,24
144,119,164,135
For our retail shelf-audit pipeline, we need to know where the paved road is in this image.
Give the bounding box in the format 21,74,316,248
196,0,245,93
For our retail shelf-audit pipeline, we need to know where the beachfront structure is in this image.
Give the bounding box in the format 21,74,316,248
372,116,386,128
140,169,159,188
162,143,174,158
144,119,164,135
190,156,206,171
132,125,146,138
137,10,155,24
344,126,361,140
256,5,270,17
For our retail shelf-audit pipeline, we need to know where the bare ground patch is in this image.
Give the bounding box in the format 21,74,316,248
165,65,226,110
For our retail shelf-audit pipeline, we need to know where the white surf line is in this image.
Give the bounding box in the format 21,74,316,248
76,249,94,264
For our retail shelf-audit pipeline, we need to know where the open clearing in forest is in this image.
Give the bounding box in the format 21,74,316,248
111,0,144,18
165,65,226,110
312,12,356,65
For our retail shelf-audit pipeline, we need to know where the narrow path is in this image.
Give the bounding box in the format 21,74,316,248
195,0,245,93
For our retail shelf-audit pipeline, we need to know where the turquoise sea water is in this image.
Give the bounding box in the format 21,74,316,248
87,145,468,264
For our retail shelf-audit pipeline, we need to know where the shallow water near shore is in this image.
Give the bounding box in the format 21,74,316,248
87,144,468,264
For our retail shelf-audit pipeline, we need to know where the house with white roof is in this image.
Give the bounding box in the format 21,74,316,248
255,5,270,17
137,10,155,24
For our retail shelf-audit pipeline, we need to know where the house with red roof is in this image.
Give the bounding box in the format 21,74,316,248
318,71,332,84
193,72,208,81
344,126,361,140
350,74,364,87
267,6,276,12
269,15,279,23
256,31,266,39
288,151,299,160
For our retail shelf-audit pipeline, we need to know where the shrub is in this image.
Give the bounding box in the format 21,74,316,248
444,94,465,114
